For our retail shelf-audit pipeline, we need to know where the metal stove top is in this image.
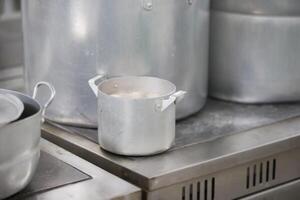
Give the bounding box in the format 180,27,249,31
42,99,300,200
8,139,140,200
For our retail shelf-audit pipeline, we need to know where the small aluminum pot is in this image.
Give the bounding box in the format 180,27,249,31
0,82,55,199
89,75,186,156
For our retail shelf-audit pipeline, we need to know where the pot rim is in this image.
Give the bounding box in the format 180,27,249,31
0,89,41,128
97,76,177,101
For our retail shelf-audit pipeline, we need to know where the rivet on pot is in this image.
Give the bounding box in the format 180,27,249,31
155,103,162,111
143,0,153,11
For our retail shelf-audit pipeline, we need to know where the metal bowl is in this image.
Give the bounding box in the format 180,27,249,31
0,82,55,199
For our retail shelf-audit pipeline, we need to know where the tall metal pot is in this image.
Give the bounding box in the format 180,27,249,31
22,0,209,128
210,0,300,103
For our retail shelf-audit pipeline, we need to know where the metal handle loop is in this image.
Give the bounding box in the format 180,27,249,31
88,74,106,97
158,90,187,112
33,81,56,122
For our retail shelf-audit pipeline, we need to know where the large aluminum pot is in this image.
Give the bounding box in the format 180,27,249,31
0,82,55,199
210,0,300,103
89,75,185,156
22,0,209,128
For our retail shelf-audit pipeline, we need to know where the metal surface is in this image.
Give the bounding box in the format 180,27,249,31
239,179,300,200
13,139,141,200
42,99,300,199
0,85,54,199
22,0,209,127
89,76,185,155
8,152,91,200
209,0,300,103
0,94,23,127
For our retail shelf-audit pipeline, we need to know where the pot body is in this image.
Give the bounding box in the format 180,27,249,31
22,0,209,127
98,94,175,156
0,89,41,199
210,0,300,103
95,76,178,156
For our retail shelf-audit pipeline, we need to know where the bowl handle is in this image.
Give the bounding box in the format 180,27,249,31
32,82,56,122
88,75,106,97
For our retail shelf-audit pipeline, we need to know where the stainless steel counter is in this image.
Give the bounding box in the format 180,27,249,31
8,139,141,200
42,99,300,199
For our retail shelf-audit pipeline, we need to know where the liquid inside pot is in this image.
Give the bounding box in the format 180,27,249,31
99,77,176,100
109,91,160,99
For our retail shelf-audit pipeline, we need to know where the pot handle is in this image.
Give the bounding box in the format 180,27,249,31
88,74,106,97
32,82,56,123
159,90,186,112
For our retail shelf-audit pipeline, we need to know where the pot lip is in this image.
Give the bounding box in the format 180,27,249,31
0,89,41,128
97,76,177,101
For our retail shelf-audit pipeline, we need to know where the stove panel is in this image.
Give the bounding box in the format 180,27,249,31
146,148,300,200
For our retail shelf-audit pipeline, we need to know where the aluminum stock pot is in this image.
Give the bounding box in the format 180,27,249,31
89,75,185,156
0,82,55,199
210,0,300,103
22,0,209,128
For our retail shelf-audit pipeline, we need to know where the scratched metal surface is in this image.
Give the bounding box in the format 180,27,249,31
49,98,300,149
174,98,300,149
8,152,91,200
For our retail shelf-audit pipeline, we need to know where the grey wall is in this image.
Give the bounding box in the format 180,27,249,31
0,0,24,91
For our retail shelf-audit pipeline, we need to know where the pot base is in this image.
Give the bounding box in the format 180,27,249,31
0,150,40,199
100,146,172,157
